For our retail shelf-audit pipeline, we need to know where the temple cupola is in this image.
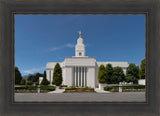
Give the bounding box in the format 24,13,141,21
75,31,85,57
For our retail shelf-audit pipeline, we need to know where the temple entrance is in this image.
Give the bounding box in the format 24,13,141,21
73,67,87,87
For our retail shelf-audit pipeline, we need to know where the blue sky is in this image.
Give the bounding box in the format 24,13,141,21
15,14,145,76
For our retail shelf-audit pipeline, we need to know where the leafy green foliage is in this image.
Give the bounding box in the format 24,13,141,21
15,85,55,91
41,70,50,85
106,64,114,84
126,63,139,83
139,58,145,79
104,86,119,91
20,78,26,85
104,85,145,92
52,63,63,86
41,77,50,85
15,66,22,85
40,85,55,91
98,65,107,83
26,81,33,85
112,67,125,84
27,73,43,82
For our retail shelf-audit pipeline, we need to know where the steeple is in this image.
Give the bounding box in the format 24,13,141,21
75,31,85,57
79,31,81,38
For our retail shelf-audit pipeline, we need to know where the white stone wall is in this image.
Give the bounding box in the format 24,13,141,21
99,83,108,90
138,79,146,85
62,67,66,85
64,67,73,86
87,67,96,88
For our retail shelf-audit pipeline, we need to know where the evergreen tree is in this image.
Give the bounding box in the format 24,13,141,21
106,64,113,84
98,65,107,83
139,58,145,79
41,71,50,85
126,63,139,83
20,78,26,85
112,67,125,84
52,63,63,86
43,70,46,78
41,77,50,85
15,66,22,85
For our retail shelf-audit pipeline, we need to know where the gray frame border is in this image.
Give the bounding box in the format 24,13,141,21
0,0,159,116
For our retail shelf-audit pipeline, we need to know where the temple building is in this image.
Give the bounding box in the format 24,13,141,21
46,32,132,88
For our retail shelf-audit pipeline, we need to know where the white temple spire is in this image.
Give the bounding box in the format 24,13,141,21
75,31,85,57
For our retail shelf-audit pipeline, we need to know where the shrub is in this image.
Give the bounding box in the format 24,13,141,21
122,85,145,89
20,78,26,85
60,85,68,87
15,86,28,90
27,85,37,90
41,77,50,85
104,86,119,91
104,85,145,92
40,85,55,91
27,81,33,85
65,86,77,90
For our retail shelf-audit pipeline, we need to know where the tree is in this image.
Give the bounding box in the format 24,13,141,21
139,58,145,79
41,70,50,85
26,81,33,85
27,73,43,82
41,77,50,85
43,70,46,78
98,65,107,83
126,63,139,83
112,67,125,84
52,63,63,86
106,64,113,84
15,66,22,85
20,78,26,85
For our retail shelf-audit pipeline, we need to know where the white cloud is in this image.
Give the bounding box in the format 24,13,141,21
65,43,75,48
48,43,75,52
22,67,46,74
46,43,91,52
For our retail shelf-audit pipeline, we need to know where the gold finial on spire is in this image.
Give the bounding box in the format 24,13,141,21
79,31,81,38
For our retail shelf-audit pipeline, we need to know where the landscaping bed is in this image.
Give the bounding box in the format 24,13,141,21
15,85,55,93
64,86,95,93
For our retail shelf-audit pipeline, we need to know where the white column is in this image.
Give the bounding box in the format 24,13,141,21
84,67,85,86
81,67,82,87
75,67,76,86
50,70,52,85
78,66,79,86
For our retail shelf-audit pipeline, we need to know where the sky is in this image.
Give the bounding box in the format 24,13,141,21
15,14,145,76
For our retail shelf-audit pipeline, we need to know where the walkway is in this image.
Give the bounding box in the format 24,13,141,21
48,87,65,93
15,92,146,102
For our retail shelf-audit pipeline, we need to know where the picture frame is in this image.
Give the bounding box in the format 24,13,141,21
0,0,159,116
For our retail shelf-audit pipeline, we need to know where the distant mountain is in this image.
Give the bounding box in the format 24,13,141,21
22,75,29,80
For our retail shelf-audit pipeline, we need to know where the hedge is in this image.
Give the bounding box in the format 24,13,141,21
104,86,119,91
104,85,145,91
122,85,145,89
15,85,55,91
15,85,37,90
40,85,55,91
65,86,94,91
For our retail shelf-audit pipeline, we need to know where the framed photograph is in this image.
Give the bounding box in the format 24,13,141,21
0,0,160,116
